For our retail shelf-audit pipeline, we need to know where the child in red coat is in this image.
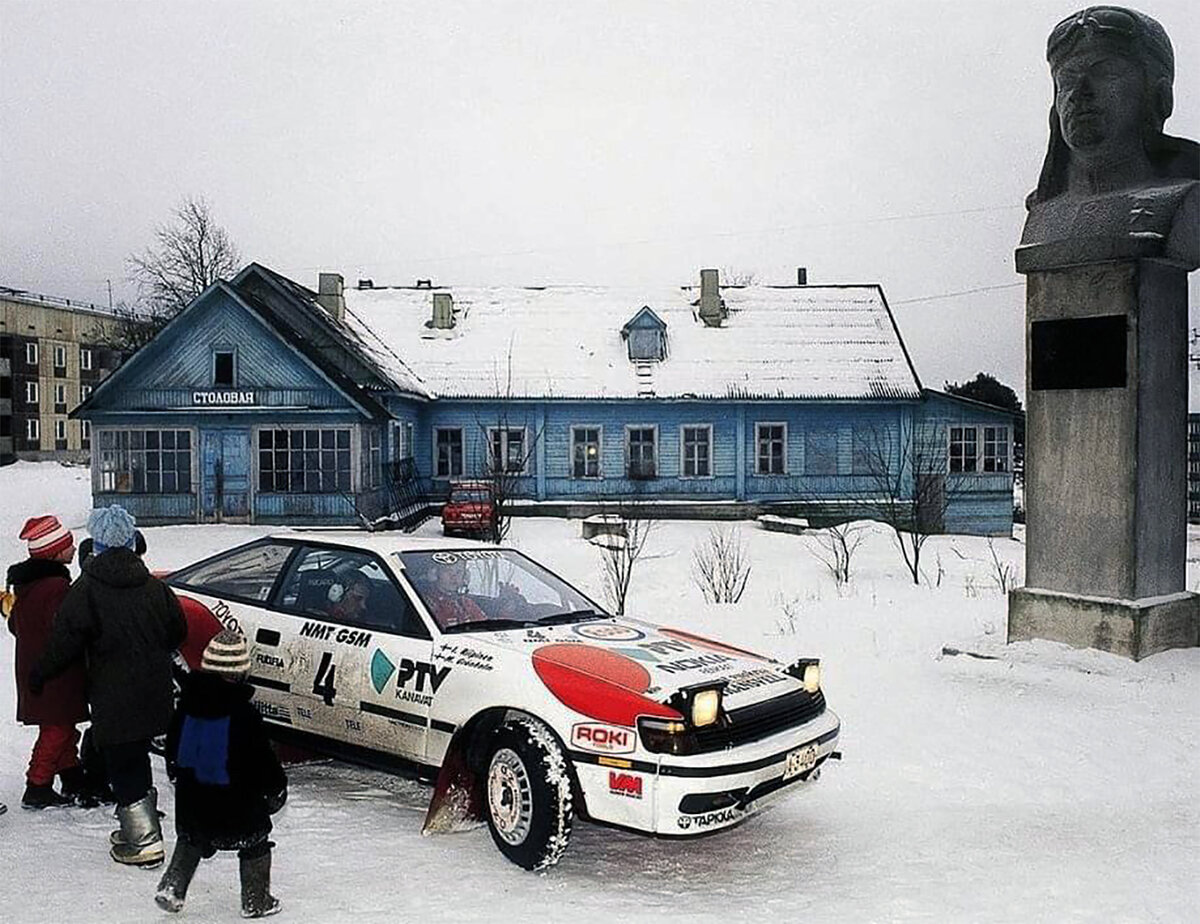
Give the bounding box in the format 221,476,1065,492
5,515,89,809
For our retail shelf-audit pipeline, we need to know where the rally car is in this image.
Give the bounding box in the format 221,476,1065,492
166,532,840,870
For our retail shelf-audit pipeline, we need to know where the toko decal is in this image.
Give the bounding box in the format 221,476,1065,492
572,622,646,642
370,649,397,695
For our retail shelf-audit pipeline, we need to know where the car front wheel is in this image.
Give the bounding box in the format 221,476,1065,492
484,717,573,870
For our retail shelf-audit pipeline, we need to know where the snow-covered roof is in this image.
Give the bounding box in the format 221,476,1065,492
342,284,923,401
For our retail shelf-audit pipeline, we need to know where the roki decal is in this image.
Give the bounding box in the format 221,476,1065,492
608,771,643,799
573,623,646,642
571,723,635,754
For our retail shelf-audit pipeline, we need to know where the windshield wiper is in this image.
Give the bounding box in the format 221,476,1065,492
442,618,540,634
537,609,605,626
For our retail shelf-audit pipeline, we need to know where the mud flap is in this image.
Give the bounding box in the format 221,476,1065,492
422,746,484,835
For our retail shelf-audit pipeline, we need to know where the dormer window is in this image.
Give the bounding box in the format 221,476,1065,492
620,306,667,362
213,349,236,387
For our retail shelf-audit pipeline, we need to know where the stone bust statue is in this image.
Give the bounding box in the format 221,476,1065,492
1018,6,1198,272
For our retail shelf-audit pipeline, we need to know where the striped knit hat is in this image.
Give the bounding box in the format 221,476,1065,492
19,515,74,560
200,629,251,678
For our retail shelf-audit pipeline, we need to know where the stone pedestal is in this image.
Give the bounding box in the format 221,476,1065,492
1007,257,1200,659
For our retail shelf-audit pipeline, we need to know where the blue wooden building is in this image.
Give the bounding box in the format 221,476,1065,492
74,264,1017,534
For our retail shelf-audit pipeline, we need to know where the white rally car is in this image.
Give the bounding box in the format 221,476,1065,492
167,532,840,870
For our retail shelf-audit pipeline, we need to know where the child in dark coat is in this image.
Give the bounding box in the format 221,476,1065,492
5,515,90,809
156,630,287,917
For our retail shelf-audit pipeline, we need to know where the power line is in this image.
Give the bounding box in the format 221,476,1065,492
892,282,1024,306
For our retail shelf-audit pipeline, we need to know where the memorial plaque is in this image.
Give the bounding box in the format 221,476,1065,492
1030,315,1126,391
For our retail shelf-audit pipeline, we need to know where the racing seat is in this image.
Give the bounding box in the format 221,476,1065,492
295,568,338,615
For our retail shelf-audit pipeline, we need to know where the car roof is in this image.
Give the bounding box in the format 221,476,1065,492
266,529,498,555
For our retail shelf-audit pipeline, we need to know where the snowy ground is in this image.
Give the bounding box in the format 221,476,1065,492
0,461,1196,923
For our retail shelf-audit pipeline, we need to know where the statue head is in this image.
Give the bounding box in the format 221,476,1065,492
1032,6,1195,202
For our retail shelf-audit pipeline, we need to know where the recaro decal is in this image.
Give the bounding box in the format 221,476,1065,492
571,723,635,755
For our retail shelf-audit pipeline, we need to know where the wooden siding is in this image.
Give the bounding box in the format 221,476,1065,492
93,492,196,523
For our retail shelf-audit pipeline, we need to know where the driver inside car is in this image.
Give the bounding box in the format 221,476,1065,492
327,574,370,624
423,560,488,629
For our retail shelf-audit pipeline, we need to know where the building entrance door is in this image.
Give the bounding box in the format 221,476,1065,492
202,430,251,522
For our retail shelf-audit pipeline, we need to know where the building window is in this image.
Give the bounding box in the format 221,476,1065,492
213,350,235,387
804,428,837,476
53,345,66,370
949,426,978,473
982,426,1009,473
434,428,464,479
626,426,657,479
364,427,383,487
258,428,351,493
572,427,601,478
25,381,38,404
756,423,786,475
54,419,67,441
81,384,92,402
681,425,712,478
80,347,92,371
489,428,527,474
26,418,40,444
852,428,877,475
26,342,38,366
54,383,67,413
98,429,193,493
81,420,91,447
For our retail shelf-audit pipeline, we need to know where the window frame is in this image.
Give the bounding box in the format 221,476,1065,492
755,422,788,476
804,427,838,477
949,425,979,474
54,383,67,410
80,420,92,445
212,347,237,388
433,427,465,480
25,342,38,366
53,345,66,370
679,423,713,479
25,381,38,404
80,347,93,371
488,426,528,476
96,427,195,495
982,425,1010,474
26,418,40,443
54,419,67,441
170,539,301,609
625,424,658,480
256,426,353,495
571,425,603,479
80,383,92,403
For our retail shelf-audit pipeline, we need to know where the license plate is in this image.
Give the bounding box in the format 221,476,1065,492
782,744,819,780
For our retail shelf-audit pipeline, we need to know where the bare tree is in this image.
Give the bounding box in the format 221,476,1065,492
809,520,868,587
691,525,752,603
120,195,240,348
720,267,758,286
597,508,655,616
859,417,957,585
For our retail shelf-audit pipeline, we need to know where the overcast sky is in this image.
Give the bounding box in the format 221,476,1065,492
2,0,1197,395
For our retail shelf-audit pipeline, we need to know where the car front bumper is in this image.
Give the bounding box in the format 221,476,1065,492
570,707,841,836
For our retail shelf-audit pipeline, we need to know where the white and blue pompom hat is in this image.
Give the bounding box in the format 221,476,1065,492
87,504,138,555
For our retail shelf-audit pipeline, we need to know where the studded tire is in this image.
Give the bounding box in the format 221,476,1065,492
483,717,573,871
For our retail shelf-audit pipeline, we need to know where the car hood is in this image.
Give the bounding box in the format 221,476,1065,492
473,616,802,710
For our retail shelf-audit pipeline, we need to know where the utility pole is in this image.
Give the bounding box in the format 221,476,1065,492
106,278,113,309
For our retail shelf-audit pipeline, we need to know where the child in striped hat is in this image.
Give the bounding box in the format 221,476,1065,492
5,515,90,809
157,630,287,917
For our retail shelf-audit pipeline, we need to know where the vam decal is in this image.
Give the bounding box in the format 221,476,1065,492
608,771,643,799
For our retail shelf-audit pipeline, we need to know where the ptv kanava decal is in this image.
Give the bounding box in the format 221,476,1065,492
370,649,396,694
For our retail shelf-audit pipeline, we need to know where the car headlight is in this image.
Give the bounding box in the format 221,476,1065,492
786,658,822,694
637,716,697,755
690,688,721,727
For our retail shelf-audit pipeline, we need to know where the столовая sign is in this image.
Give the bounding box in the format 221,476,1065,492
191,390,256,406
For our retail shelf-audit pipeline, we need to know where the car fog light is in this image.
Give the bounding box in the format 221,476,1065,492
802,663,821,694
691,689,720,727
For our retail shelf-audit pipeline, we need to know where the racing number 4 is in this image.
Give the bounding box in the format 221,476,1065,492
312,651,338,706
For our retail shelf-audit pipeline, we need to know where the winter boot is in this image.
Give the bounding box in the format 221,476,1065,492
58,766,98,808
154,839,204,913
110,789,165,867
239,846,281,918
21,782,71,809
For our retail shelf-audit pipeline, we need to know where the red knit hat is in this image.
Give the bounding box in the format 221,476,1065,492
19,515,74,560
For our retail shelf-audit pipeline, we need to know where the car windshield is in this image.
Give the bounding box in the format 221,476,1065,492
450,489,490,504
398,548,606,633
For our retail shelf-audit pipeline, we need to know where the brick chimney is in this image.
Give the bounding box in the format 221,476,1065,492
698,268,724,327
317,273,345,323
431,292,455,329
797,267,808,286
